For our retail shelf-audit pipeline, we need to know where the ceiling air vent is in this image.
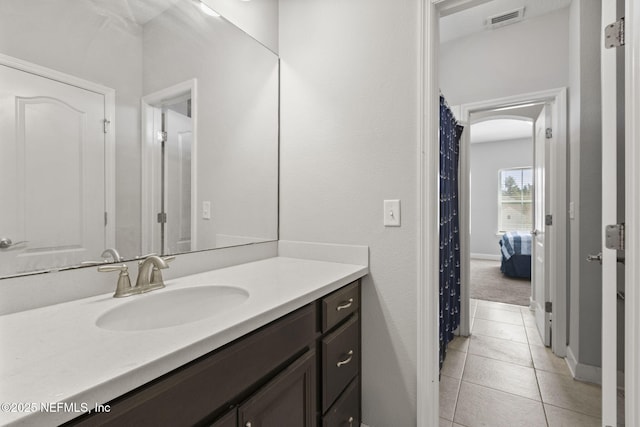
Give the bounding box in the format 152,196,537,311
486,7,525,29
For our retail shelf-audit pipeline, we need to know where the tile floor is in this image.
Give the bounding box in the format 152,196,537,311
439,299,604,427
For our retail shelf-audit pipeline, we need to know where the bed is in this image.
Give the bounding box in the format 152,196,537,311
499,231,532,279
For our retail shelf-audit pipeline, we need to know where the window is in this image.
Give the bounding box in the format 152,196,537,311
498,167,533,232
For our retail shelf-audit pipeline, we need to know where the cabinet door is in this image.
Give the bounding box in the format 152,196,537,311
238,349,316,427
210,409,237,427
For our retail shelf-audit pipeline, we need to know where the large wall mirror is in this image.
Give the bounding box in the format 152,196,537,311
0,0,279,278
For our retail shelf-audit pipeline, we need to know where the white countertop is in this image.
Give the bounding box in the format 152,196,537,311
0,256,368,426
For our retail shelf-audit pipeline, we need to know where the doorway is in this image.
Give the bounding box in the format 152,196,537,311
421,1,640,426
141,79,198,256
466,115,535,308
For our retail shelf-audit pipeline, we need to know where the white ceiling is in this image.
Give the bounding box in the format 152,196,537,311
470,118,532,143
90,0,183,25
440,0,572,43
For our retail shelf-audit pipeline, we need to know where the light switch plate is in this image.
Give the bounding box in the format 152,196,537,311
202,201,211,220
384,199,401,227
569,201,575,219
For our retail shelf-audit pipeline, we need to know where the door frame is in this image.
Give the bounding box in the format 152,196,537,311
0,53,116,251
455,89,567,356
625,0,640,425
418,1,640,426
141,79,198,254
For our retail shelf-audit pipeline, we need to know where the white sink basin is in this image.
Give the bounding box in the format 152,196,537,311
96,285,250,331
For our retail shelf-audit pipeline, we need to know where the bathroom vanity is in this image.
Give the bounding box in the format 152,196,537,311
69,280,360,427
0,252,367,427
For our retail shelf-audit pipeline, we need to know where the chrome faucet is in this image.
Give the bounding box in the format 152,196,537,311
135,255,175,292
101,248,123,262
98,255,175,298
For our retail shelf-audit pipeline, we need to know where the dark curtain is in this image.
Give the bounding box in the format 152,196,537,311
439,95,463,371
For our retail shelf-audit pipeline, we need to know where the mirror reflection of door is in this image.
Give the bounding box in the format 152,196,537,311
0,62,110,275
146,93,193,256
164,104,192,254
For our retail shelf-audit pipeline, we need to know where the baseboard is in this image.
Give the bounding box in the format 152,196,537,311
566,346,578,378
566,346,624,386
470,253,501,261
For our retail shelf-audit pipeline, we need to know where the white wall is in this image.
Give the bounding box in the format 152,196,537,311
279,0,420,425
567,0,603,374
0,0,143,260
470,138,533,257
204,0,279,53
440,7,570,106
143,3,279,250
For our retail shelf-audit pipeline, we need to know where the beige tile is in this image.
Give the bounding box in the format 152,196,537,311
454,381,546,427
474,306,524,325
520,307,537,328
441,349,466,379
537,370,602,418
617,389,625,426
448,335,470,353
462,354,540,400
439,375,460,421
545,403,601,427
470,298,479,317
468,334,532,367
472,318,528,343
526,326,545,347
530,345,571,376
439,417,453,427
477,299,522,312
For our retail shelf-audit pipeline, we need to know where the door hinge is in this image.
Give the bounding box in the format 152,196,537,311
605,17,625,48
158,131,167,143
545,128,552,139
605,223,625,251
103,119,111,134
545,214,553,226
157,212,167,224
545,301,552,313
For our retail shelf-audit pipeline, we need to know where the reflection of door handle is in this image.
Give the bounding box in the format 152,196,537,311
0,238,27,249
586,252,602,264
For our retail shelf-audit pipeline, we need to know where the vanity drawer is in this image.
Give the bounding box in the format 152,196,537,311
322,378,360,427
322,281,359,332
322,314,359,412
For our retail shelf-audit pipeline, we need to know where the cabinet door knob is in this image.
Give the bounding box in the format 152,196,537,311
348,416,354,427
336,298,354,311
245,422,252,427
336,350,354,367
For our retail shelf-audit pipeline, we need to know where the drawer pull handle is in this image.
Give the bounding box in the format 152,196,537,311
336,350,354,367
336,298,354,311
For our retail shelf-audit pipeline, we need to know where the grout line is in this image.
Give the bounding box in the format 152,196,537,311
522,306,550,426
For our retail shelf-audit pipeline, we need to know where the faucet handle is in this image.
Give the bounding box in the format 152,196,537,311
98,264,136,298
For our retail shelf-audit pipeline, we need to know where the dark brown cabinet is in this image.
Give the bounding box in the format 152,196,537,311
210,410,236,427
65,280,361,427
238,349,316,427
318,282,361,426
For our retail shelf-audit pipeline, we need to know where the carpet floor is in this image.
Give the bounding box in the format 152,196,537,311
470,259,531,306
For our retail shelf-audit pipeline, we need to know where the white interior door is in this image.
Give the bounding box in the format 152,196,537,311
0,64,106,276
164,109,193,254
531,105,551,346
601,2,621,425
